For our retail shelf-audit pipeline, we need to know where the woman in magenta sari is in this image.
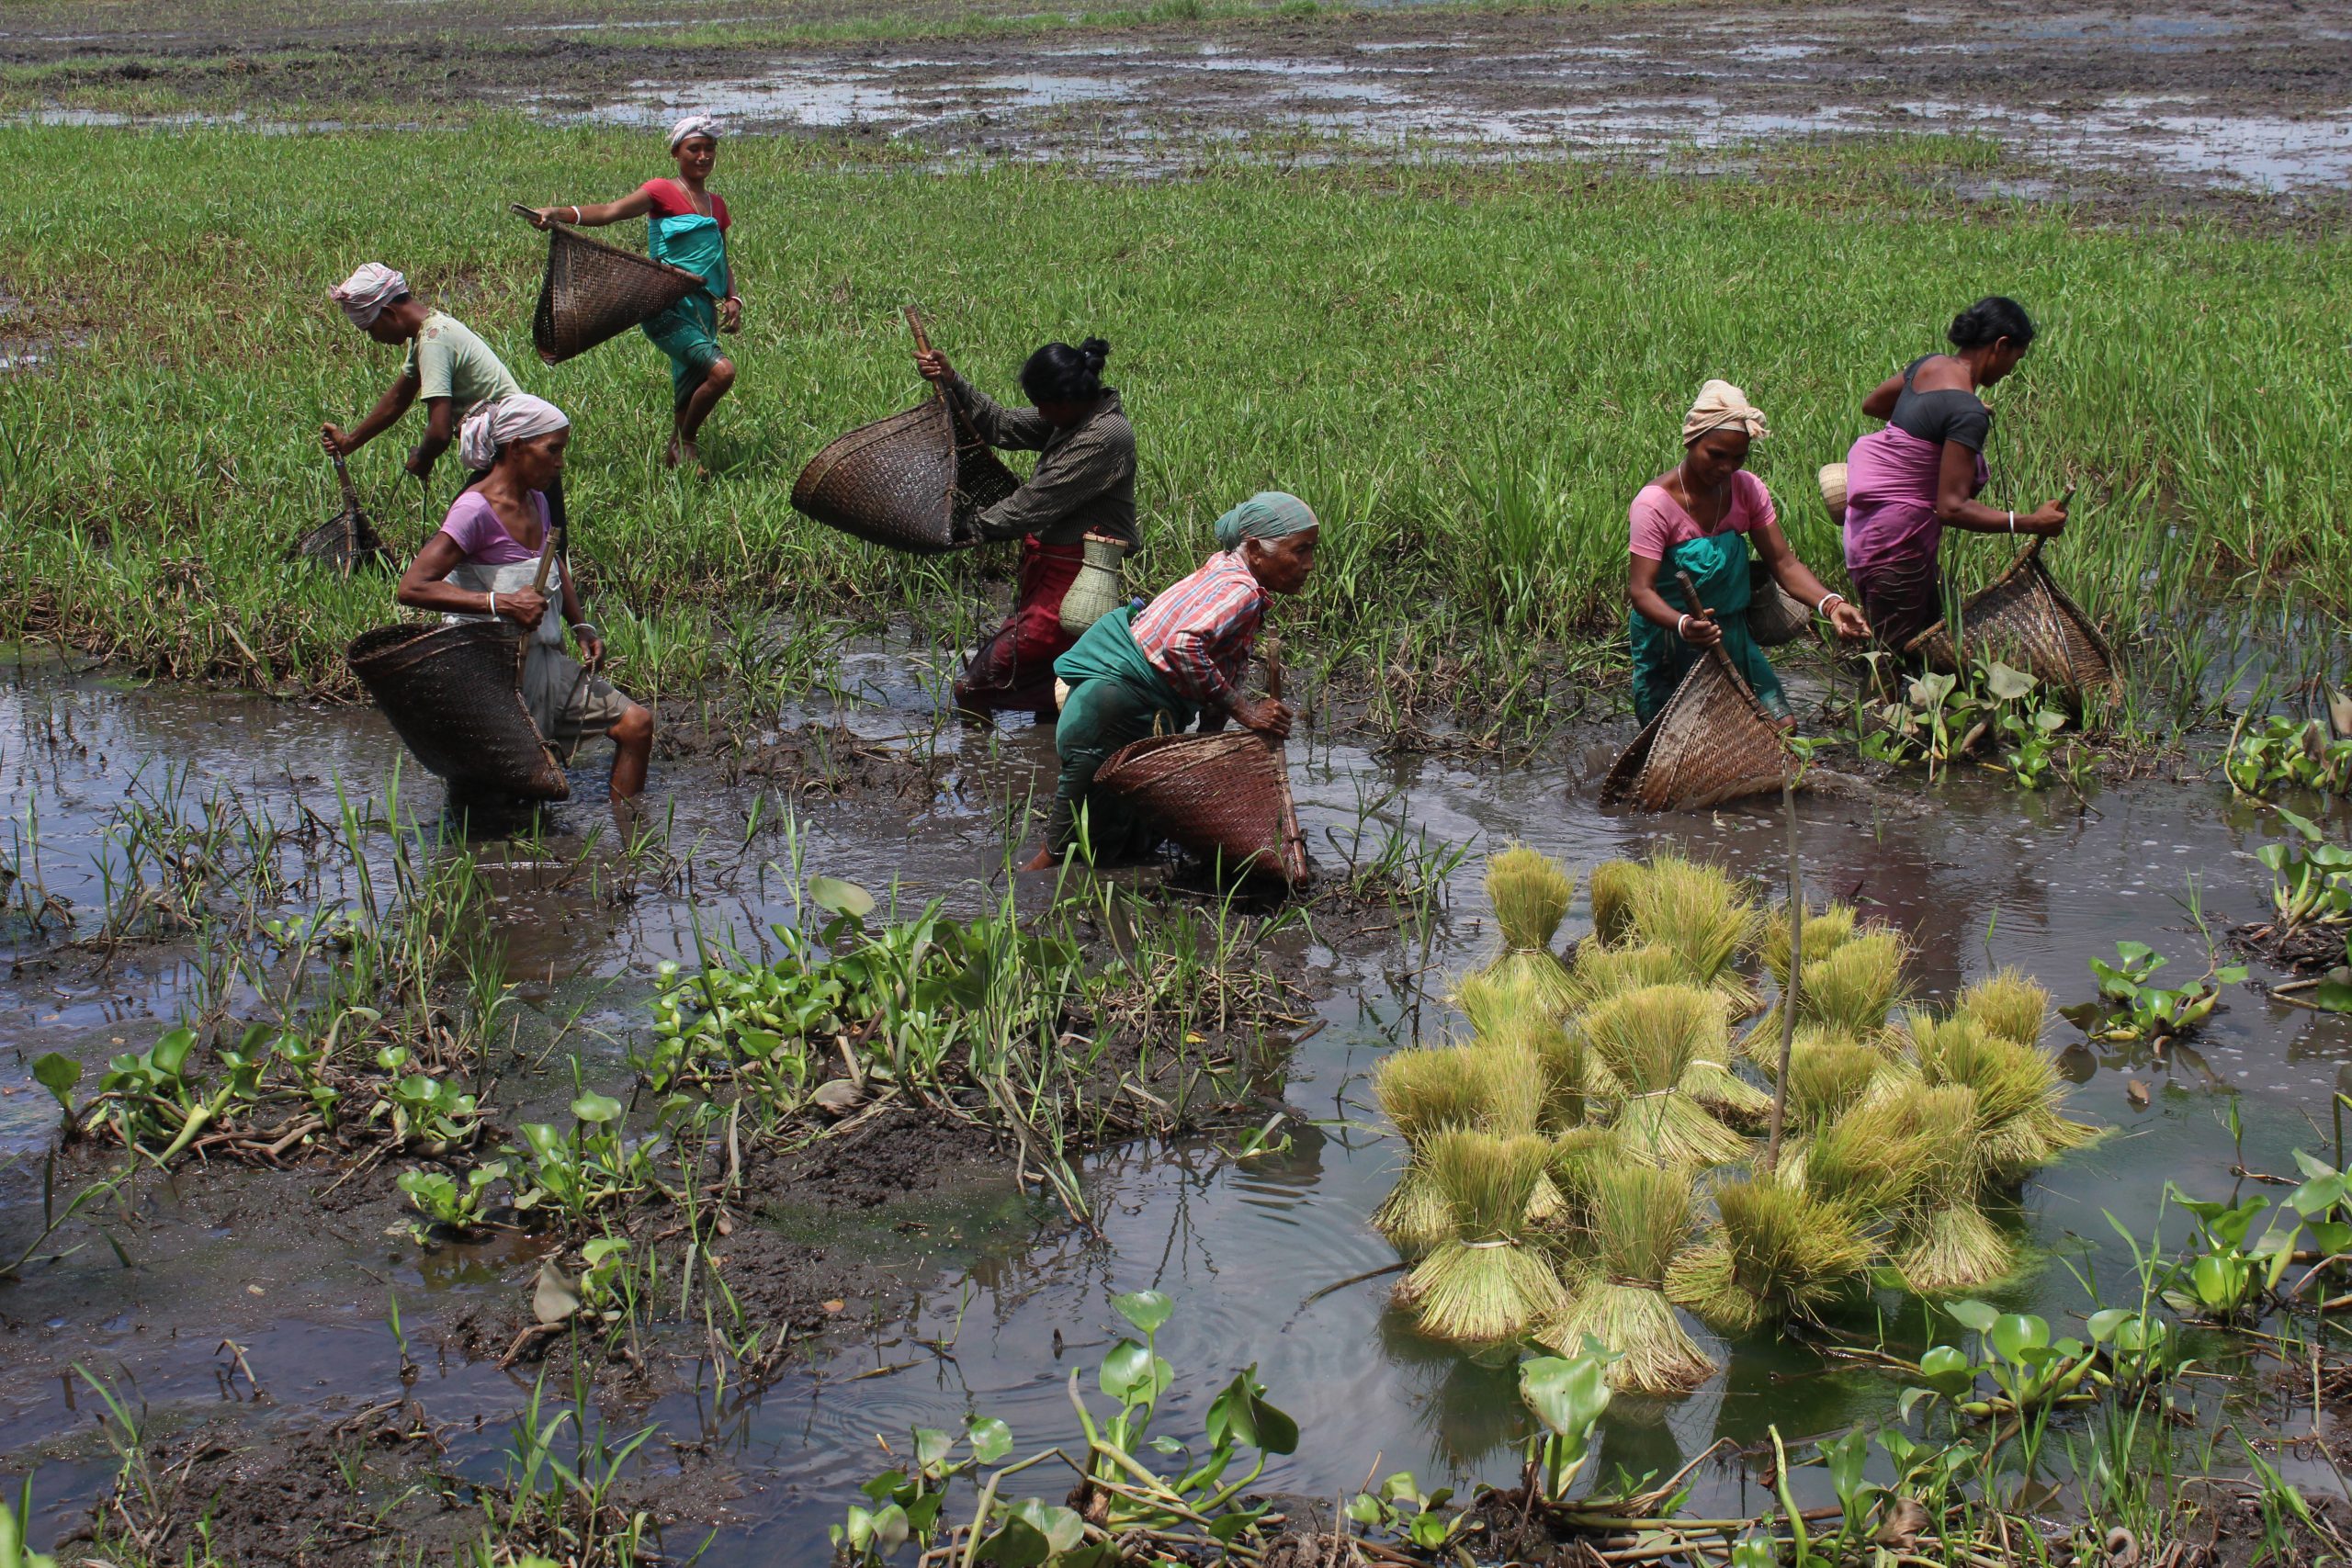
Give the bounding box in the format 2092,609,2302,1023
1840,297,2073,652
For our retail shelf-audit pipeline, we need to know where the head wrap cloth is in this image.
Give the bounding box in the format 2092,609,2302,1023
329,263,408,328
459,394,570,472
1682,379,1770,445
1213,491,1317,552
668,115,722,150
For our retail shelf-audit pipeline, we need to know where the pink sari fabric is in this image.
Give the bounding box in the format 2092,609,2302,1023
1840,426,1990,649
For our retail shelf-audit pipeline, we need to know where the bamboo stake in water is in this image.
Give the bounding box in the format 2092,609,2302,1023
1764,773,1800,1173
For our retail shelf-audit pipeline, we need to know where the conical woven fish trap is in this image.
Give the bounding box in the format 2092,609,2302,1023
1058,535,1129,635
288,508,390,571
1746,561,1814,649
791,392,1022,555
1601,649,1790,812
348,621,569,801
1904,540,2116,702
1094,730,1309,886
525,218,702,366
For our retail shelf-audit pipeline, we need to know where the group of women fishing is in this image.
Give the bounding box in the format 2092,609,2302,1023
319,112,2063,863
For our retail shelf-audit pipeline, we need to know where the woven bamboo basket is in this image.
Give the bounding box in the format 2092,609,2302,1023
288,455,390,571
1903,539,2117,702
348,621,570,801
1058,535,1129,635
1746,561,1814,649
1600,647,1791,812
1818,462,1849,523
1095,730,1309,886
515,208,703,366
791,391,1021,554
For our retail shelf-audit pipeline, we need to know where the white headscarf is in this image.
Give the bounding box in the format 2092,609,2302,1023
1681,379,1770,446
328,263,408,328
668,114,722,151
459,394,570,473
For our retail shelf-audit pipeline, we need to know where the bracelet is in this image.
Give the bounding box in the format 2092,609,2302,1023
570,622,599,640
2007,510,2017,533
570,205,582,224
487,590,497,619
1816,592,1843,615
1675,613,1690,638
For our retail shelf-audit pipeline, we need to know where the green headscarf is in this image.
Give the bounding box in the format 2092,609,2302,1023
1213,491,1317,551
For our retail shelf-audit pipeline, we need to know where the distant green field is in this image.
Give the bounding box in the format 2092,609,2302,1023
2,125,2343,725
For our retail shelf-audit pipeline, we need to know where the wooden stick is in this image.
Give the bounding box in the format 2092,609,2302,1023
1765,774,1800,1172
906,305,989,452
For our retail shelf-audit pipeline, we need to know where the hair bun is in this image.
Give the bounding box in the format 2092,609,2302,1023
1079,336,1110,370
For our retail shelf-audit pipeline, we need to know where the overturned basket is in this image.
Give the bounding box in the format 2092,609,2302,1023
288,454,390,571
791,392,1020,554
348,621,570,801
1904,538,2117,702
1600,645,1791,813
513,205,703,366
1096,730,1309,886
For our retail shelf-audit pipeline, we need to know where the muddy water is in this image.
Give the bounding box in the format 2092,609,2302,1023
4,643,2349,1554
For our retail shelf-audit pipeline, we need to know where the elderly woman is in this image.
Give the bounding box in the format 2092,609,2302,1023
531,115,741,472
1629,380,1871,725
914,335,1136,719
320,262,525,485
1843,296,2073,651
1026,492,1316,871
395,397,654,799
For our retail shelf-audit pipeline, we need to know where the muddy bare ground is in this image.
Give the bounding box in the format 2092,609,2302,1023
6,0,2351,206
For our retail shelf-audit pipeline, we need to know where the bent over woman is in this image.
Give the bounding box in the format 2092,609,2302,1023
1030,493,1317,871
531,115,741,472
394,397,654,799
1628,381,1869,726
1842,296,2071,652
914,335,1136,719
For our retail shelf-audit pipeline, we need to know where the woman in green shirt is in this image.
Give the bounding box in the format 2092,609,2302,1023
322,262,524,486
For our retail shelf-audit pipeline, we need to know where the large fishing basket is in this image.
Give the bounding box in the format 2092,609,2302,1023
347,621,570,801
1903,539,2117,703
1095,730,1309,886
518,209,703,366
288,455,390,571
1600,647,1791,812
791,390,1021,554
1746,561,1814,649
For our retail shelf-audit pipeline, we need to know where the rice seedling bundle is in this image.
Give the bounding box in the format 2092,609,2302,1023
1588,859,1644,947
1371,1044,1536,1254
1788,1096,1939,1220
1623,853,1759,1008
1477,845,1579,1015
1761,900,1859,989
1957,966,2052,1048
1783,1027,1883,1129
1458,971,1589,1132
1884,1082,2018,1292
1396,1130,1569,1343
1537,1163,1716,1393
1745,929,1908,1066
1581,984,1747,1169
1666,1171,1871,1335
1908,1010,2096,1179
1561,941,1686,1012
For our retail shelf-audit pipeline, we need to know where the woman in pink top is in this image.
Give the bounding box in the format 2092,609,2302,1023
1628,381,1870,725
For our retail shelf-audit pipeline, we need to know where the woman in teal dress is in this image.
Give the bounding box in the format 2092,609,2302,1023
1627,380,1871,724
531,114,741,472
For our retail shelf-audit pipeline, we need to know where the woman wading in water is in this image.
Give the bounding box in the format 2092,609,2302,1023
914,335,1137,720
1627,380,1869,726
1035,492,1315,871
394,397,655,799
531,115,741,473
1841,296,2073,652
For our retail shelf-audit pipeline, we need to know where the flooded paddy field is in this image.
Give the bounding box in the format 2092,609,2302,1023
7,630,2352,1563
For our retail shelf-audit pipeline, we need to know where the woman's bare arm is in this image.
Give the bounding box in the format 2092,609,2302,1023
1629,554,1718,647
1860,373,1905,421
397,534,548,628
528,188,657,229
1934,442,2070,536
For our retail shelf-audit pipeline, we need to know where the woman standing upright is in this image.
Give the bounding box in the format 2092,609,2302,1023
1627,380,1869,726
532,116,741,472
913,335,1137,720
1841,297,2072,652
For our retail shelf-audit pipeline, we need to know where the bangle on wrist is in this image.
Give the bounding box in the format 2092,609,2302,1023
570,205,582,224
1816,592,1843,616
1675,613,1690,638
2007,510,2017,534
570,621,598,639
487,590,497,619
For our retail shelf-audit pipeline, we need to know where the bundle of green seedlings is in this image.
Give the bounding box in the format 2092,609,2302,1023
1374,855,2096,1393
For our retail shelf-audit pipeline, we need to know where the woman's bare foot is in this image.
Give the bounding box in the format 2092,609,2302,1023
663,435,682,469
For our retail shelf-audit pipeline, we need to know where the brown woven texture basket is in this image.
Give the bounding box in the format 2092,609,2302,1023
523,215,702,366
1904,539,2117,702
348,621,570,801
1095,730,1309,886
1746,560,1814,648
288,456,390,570
791,391,1021,554
1600,648,1791,812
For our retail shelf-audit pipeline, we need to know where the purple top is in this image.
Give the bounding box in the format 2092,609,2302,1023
1840,426,1987,583
438,490,549,567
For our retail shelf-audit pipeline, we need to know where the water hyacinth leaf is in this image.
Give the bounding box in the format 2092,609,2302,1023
1984,661,2036,702
1205,1367,1298,1454
1989,1314,2049,1364
859,1470,906,1506
30,1053,80,1109
1099,1339,1171,1405
912,1427,953,1472
532,1261,581,1325
1520,1354,1611,1440
967,1416,1013,1464
809,876,875,919
1917,1345,1973,1397
1111,1288,1173,1335
571,1091,624,1124
151,1028,197,1077
1947,1299,1999,1335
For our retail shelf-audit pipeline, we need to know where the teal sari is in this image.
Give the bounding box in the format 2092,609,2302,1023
643,204,729,408
1630,530,1789,725
1046,608,1198,857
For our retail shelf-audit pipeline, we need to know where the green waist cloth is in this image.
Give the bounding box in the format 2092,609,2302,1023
1630,530,1788,726
1054,607,1198,733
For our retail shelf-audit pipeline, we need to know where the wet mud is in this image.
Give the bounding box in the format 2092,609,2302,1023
8,0,2351,204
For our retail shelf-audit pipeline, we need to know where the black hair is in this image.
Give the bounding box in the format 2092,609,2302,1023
1019,337,1109,405
1948,296,2036,351
388,291,413,309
